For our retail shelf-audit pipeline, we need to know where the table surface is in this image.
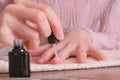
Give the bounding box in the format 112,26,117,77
0,66,120,80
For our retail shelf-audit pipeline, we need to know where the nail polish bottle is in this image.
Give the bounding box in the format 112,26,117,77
8,40,30,77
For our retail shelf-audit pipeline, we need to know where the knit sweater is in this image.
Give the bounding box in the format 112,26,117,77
0,0,120,50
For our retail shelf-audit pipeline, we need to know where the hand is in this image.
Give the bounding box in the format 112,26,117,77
30,28,106,64
0,0,64,49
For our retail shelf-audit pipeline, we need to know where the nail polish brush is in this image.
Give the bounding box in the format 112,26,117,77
48,32,60,60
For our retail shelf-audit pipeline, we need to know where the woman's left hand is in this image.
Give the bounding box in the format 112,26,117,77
30,28,106,64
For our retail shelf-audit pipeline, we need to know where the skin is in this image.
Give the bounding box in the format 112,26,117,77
30,28,106,64
0,0,64,49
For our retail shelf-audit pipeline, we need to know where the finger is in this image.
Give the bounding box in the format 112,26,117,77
36,41,66,64
29,44,51,57
3,8,40,49
10,18,40,49
0,26,16,47
15,27,40,50
7,4,51,38
76,48,87,63
28,39,40,49
37,46,54,64
42,6,64,40
29,38,66,57
51,43,75,64
89,47,106,61
18,1,64,40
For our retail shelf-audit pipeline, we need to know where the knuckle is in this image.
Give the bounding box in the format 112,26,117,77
66,42,76,49
41,4,51,12
69,41,76,46
34,11,46,22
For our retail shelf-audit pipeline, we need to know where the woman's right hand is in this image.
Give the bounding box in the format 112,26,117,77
0,0,64,49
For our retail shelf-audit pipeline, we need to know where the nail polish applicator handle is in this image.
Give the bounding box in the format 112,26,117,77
48,32,60,60
48,32,59,44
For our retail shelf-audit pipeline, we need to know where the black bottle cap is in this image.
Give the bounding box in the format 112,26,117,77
48,32,60,44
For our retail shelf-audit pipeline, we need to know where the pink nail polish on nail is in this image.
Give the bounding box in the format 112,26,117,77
52,58,60,64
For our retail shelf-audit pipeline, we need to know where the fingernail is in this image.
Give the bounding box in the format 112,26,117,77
78,59,87,63
51,58,60,64
101,57,107,61
57,31,64,40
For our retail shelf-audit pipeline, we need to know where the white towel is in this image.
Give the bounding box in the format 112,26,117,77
0,50,120,73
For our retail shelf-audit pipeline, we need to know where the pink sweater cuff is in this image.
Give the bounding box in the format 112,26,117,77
82,28,118,50
84,28,101,49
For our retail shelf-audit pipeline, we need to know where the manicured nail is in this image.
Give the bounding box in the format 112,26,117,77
57,31,64,40
51,58,60,64
101,56,107,61
78,59,87,63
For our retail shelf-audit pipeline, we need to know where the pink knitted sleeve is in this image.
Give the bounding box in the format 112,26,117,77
85,0,120,50
86,28,120,50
